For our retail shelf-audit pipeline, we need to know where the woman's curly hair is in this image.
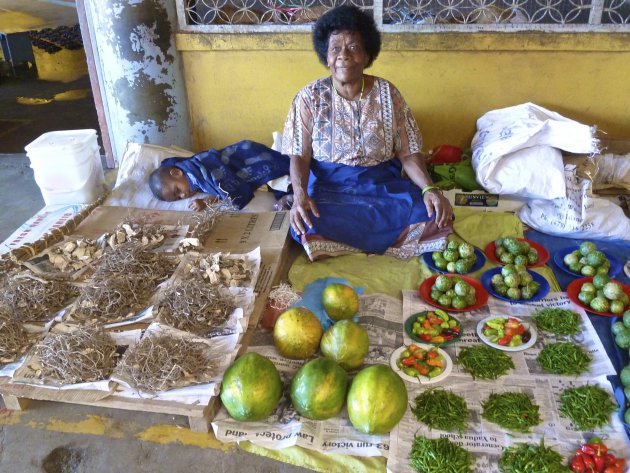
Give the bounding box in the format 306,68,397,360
312,5,381,68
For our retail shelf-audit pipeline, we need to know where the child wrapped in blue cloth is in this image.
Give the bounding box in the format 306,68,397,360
149,140,291,210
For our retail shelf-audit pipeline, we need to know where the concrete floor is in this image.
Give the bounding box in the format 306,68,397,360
0,3,317,473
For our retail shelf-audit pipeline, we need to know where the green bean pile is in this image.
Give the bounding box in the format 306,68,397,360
409,436,474,473
413,388,468,433
498,440,571,473
457,344,514,380
559,385,617,430
531,308,581,336
536,342,591,375
481,392,542,433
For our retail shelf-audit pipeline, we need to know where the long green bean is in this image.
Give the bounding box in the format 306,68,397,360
413,388,468,433
409,436,474,473
537,342,591,375
559,385,617,430
498,439,571,473
457,344,514,380
481,392,542,433
531,308,581,336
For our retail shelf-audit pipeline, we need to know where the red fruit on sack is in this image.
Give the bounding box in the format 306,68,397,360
430,145,463,164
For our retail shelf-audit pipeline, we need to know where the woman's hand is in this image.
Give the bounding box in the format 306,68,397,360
423,189,453,229
290,192,320,235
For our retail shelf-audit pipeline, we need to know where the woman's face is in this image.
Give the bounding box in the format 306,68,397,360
327,30,368,85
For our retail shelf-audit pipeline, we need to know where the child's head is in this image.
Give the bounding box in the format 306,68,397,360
149,165,196,201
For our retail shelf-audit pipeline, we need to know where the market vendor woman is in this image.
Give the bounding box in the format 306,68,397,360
282,5,453,260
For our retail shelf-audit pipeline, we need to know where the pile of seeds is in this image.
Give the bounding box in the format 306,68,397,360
155,278,236,335
34,326,118,385
0,270,79,322
115,334,217,394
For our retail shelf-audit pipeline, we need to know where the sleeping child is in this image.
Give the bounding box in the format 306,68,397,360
148,140,290,210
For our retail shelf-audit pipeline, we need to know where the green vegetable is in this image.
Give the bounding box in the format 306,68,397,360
457,344,514,380
409,436,474,473
481,392,542,433
611,321,627,336
624,310,630,328
536,342,591,375
603,281,624,301
498,439,570,473
531,308,581,336
413,388,468,433
620,365,630,386
579,241,597,256
558,384,617,430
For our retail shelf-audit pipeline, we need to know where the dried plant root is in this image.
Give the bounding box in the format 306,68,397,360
0,316,32,363
70,242,178,323
0,270,79,322
116,334,217,393
34,326,118,385
179,199,236,252
46,237,104,273
98,221,168,250
155,278,236,335
268,283,301,311
184,253,252,287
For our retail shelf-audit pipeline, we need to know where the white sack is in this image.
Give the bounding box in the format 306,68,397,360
518,164,630,241
472,102,598,199
593,153,630,191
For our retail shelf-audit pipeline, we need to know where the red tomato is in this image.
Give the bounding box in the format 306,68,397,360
430,145,463,164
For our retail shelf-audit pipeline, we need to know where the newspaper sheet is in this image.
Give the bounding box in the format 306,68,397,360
402,290,616,380
212,293,405,457
387,290,627,473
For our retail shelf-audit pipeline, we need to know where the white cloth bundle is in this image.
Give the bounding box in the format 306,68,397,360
472,102,598,199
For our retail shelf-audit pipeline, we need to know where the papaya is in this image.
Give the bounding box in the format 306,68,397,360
290,358,348,420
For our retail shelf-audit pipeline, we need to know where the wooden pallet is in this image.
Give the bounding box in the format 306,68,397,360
0,209,294,433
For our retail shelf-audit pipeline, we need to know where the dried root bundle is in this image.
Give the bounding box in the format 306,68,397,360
69,242,178,323
35,326,118,385
94,241,176,279
155,277,236,335
116,334,217,393
269,283,301,311
0,315,32,363
71,273,157,323
179,199,236,252
0,270,79,322
47,237,104,273
185,253,252,287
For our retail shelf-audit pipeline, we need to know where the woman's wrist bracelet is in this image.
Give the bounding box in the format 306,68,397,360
421,185,439,196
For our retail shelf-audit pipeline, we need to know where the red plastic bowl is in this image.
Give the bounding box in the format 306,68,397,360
567,277,630,317
484,238,550,268
419,275,489,312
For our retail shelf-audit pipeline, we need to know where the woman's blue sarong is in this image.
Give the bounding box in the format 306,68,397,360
291,159,432,254
160,140,290,209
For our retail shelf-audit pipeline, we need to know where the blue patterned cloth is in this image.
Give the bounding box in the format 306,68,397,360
526,230,630,438
160,140,290,209
290,158,432,253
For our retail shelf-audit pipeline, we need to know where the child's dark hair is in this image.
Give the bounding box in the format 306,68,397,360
148,167,170,201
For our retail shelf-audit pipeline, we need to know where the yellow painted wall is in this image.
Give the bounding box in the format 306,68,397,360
176,33,630,152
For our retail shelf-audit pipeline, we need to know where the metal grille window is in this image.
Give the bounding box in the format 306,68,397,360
177,0,630,31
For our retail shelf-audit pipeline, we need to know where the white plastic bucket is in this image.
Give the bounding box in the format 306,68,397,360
25,129,105,205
